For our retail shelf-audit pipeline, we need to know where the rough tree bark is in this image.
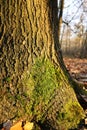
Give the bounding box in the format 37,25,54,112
0,0,84,129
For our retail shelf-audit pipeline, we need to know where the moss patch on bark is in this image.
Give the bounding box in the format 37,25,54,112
20,57,84,129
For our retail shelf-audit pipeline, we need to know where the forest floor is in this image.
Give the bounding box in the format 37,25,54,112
63,57,87,130
63,57,87,87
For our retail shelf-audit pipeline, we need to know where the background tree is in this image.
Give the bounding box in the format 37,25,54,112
80,29,87,58
0,0,85,129
80,0,87,58
61,0,87,57
58,0,64,42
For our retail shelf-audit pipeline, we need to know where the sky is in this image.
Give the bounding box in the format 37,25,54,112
63,0,87,28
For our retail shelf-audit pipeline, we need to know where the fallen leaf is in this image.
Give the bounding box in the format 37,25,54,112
10,121,22,130
23,122,33,130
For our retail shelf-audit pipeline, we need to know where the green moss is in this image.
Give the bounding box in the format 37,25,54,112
3,76,11,82
56,100,85,130
22,58,63,119
20,57,84,129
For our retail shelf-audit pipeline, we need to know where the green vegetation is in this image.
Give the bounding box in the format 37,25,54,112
22,57,62,120
57,100,84,130
20,57,84,129
3,76,11,82
0,57,84,129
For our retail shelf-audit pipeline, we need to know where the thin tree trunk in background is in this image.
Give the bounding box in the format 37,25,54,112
58,0,64,43
80,31,87,58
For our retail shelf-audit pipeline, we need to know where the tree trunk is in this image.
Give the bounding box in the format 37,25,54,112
80,31,87,58
0,0,84,129
58,0,64,42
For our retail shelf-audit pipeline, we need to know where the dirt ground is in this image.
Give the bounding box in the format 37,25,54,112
63,57,87,86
